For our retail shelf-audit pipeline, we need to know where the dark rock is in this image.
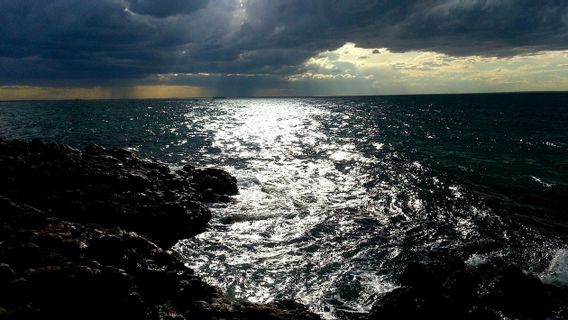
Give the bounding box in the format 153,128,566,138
236,299,322,320
443,269,476,306
368,287,442,320
0,139,237,247
127,172,153,190
147,303,186,320
152,250,184,268
399,262,436,289
55,239,85,260
193,168,238,195
182,164,195,174
100,265,132,300
559,307,568,319
84,144,106,156
369,256,565,320
1,242,66,272
467,306,501,320
175,276,220,307
495,264,549,316
218,195,232,203
1,303,39,320
0,221,12,240
2,277,30,306
109,148,137,163
135,266,179,302
0,263,16,284
87,235,125,265
200,188,221,202
399,257,465,291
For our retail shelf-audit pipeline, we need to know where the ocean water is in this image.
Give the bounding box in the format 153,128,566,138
1,93,568,318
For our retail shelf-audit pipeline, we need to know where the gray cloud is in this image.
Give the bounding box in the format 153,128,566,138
124,0,208,17
1,0,568,91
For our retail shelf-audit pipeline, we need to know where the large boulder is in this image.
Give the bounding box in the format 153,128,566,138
193,168,239,196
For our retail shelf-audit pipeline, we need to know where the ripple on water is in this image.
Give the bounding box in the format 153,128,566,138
1,97,567,319
170,98,562,319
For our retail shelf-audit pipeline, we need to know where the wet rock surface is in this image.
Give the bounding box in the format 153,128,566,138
0,139,320,320
0,139,240,247
367,255,568,320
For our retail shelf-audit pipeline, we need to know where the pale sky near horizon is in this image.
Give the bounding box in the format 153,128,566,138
2,1,568,100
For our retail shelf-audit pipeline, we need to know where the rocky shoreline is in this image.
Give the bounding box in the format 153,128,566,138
368,255,568,320
0,139,318,319
1,139,567,319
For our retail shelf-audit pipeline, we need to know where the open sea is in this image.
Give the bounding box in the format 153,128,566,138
1,93,567,318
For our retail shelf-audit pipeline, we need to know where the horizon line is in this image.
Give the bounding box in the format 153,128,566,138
1,90,568,102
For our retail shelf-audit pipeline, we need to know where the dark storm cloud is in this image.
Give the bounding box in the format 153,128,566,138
124,0,207,17
239,0,568,56
1,0,568,87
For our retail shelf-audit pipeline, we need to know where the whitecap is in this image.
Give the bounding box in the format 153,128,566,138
531,176,553,188
465,254,489,267
541,249,568,287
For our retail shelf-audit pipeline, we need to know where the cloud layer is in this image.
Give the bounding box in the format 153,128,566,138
1,0,568,95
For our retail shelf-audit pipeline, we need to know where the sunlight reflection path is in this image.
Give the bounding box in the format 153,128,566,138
174,98,506,319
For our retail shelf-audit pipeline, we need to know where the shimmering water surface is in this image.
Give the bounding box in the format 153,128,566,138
1,94,568,318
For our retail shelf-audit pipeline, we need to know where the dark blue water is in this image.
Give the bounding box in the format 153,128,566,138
1,93,568,318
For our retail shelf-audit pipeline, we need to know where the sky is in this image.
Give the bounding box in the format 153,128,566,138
1,0,568,99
